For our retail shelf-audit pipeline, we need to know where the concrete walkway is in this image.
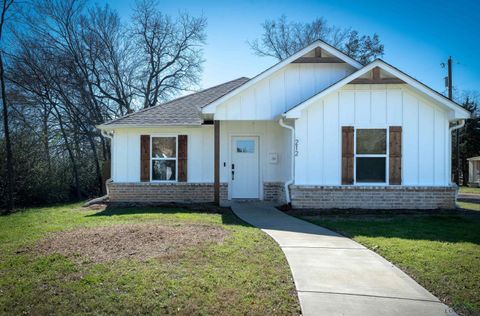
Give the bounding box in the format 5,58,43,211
230,202,455,316
458,193,480,203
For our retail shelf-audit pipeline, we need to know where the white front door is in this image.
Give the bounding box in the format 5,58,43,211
231,136,260,199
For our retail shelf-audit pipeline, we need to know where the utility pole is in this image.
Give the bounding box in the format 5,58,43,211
448,57,453,99
446,56,460,185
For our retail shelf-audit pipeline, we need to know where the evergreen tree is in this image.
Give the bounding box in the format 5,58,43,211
459,97,480,185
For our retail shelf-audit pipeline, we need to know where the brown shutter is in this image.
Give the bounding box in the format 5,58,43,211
178,135,188,182
140,135,150,182
389,126,402,185
341,126,354,185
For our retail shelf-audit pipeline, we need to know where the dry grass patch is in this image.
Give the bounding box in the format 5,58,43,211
0,204,300,315
34,223,229,263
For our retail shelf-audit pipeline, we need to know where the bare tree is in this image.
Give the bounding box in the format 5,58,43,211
131,0,207,108
80,5,136,116
249,15,384,64
9,41,85,199
2,0,208,206
0,0,15,212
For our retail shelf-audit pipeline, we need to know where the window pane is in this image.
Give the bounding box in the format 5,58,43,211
236,140,255,153
152,137,176,158
356,129,386,154
356,157,386,183
152,160,176,181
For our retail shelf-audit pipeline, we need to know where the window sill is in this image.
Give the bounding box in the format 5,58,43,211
354,182,388,186
150,180,178,183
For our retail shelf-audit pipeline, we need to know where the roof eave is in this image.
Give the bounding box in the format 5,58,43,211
202,40,363,115
284,59,472,120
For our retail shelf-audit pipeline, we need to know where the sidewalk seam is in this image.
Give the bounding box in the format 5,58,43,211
297,290,442,304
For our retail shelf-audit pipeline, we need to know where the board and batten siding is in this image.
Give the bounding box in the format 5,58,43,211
215,63,356,120
112,126,214,183
294,84,450,186
111,121,291,188
219,121,291,183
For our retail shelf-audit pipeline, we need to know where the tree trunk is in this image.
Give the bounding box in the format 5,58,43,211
453,131,460,184
86,132,104,195
100,133,107,162
42,105,51,173
462,157,469,187
52,106,81,199
0,50,13,211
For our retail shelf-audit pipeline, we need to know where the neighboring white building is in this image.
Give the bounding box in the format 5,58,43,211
98,40,471,209
468,157,480,187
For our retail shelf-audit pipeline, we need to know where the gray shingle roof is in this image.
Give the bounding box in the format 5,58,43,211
102,77,249,127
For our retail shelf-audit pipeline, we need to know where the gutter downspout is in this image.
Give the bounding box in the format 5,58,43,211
278,116,295,205
84,129,114,207
449,119,465,133
449,119,465,193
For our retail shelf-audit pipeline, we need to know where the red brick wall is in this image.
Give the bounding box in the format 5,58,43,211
289,185,457,209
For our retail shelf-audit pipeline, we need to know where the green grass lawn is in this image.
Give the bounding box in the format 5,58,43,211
459,186,480,195
298,212,480,316
458,201,480,212
0,203,300,315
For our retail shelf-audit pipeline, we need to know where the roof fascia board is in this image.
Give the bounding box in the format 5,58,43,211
285,60,471,120
378,62,471,119
202,41,362,114
467,157,480,161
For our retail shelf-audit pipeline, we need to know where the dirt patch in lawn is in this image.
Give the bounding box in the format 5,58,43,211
33,223,229,263
83,203,108,211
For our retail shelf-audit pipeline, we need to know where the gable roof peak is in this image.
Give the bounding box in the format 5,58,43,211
284,58,471,120
202,40,362,114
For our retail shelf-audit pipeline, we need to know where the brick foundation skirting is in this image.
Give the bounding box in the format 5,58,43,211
289,185,457,210
263,182,286,203
108,182,228,204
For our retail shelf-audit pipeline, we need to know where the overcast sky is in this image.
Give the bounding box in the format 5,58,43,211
102,0,479,98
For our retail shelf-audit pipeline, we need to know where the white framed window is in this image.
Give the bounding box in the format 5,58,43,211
151,136,177,182
236,140,255,153
354,128,388,184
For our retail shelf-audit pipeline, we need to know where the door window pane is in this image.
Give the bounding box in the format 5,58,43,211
356,157,386,183
236,140,255,153
356,129,386,154
152,137,176,158
152,160,176,181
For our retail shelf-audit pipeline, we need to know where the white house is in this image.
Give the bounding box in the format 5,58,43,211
468,157,480,187
98,40,471,209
